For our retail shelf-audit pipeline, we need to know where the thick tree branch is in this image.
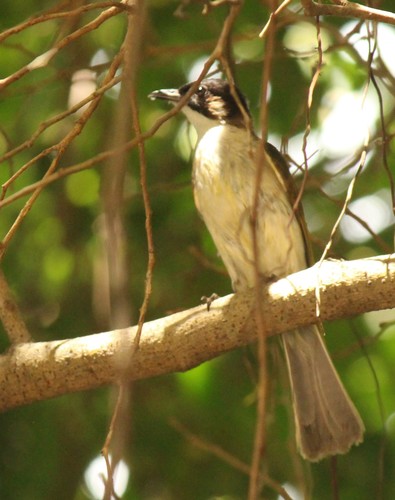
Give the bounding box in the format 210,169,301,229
1,254,394,412
301,0,395,26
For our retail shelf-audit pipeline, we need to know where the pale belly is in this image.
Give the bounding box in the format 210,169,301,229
193,126,307,291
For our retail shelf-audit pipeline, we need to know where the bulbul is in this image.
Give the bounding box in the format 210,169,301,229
149,78,364,461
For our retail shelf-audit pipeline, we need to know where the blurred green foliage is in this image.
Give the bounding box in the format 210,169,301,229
1,1,395,499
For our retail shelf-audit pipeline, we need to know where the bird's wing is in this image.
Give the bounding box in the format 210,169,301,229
264,141,314,268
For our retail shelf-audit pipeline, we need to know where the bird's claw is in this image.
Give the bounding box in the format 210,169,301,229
201,293,219,311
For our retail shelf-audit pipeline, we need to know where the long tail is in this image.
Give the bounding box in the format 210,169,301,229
282,325,364,462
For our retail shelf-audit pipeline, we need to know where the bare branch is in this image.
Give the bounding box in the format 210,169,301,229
0,2,128,91
1,254,394,412
301,0,395,26
0,2,132,44
170,419,293,500
0,48,124,258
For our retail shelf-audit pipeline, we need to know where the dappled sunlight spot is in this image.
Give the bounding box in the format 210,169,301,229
33,216,65,247
278,482,303,500
340,21,395,77
65,169,100,207
175,120,197,161
90,48,110,67
234,38,264,61
177,359,216,399
90,49,121,99
322,151,375,192
187,56,221,83
339,189,393,243
282,21,331,78
43,246,74,284
84,455,130,500
363,309,395,336
282,130,322,172
283,21,331,55
385,412,395,440
68,69,97,115
375,25,395,77
339,22,372,63
319,89,377,158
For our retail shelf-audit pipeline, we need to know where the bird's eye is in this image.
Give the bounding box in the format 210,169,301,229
197,86,206,96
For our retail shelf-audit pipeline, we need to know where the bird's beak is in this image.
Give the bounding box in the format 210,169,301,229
148,88,181,103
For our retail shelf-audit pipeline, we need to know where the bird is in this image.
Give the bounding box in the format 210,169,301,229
149,78,364,461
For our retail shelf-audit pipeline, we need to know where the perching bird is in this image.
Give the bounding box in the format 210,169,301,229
149,78,364,461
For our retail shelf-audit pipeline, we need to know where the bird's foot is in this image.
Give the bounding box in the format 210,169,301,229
201,293,219,311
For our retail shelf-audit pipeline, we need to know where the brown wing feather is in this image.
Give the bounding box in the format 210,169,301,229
264,142,314,267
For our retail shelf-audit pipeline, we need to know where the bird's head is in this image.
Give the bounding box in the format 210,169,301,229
149,78,251,138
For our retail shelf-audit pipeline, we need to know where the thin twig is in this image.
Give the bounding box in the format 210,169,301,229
0,3,243,213
297,16,323,216
259,0,292,38
0,2,132,43
99,23,137,500
369,62,395,217
128,6,153,353
248,2,276,497
314,25,379,318
0,2,127,91
101,383,127,500
170,419,293,500
0,74,122,197
0,49,124,258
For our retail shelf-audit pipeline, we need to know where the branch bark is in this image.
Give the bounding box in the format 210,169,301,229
301,0,395,26
1,254,394,412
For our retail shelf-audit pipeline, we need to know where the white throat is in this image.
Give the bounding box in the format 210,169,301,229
181,106,219,141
